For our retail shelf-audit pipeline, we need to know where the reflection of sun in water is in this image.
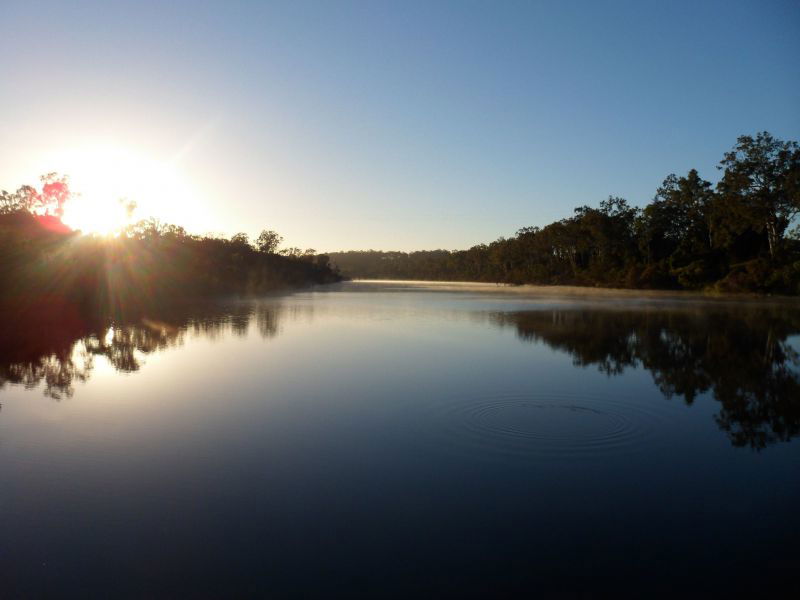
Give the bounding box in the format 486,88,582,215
52,143,200,235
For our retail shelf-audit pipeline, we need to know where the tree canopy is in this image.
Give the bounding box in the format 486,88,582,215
330,132,800,295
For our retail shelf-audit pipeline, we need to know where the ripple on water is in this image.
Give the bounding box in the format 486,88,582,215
411,390,676,461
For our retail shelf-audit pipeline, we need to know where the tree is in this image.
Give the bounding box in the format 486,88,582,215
123,217,185,240
0,174,72,217
38,173,70,218
717,132,800,259
119,197,137,219
0,189,16,214
230,232,251,248
280,247,304,258
642,170,713,265
256,229,283,254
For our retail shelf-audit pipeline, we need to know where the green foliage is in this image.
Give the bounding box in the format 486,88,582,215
715,132,800,258
2,131,798,298
330,132,800,295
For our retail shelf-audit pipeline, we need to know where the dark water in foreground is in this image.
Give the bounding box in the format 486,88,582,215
1,281,799,598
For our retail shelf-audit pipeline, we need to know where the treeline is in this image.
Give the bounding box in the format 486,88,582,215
0,182,340,319
330,132,800,294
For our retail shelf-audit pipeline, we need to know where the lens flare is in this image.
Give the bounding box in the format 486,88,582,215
49,143,199,235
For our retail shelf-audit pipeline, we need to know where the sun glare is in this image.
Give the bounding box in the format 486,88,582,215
53,143,200,235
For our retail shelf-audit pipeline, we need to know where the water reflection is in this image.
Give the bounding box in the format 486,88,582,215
2,292,799,451
495,306,800,449
0,300,292,399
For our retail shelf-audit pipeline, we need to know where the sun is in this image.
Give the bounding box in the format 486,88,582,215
62,193,131,235
52,143,200,235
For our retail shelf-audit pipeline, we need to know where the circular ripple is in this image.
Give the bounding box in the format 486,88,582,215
410,389,675,460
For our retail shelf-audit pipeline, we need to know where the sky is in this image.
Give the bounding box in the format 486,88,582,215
1,0,798,251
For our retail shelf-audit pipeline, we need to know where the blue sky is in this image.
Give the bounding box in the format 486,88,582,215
1,0,798,250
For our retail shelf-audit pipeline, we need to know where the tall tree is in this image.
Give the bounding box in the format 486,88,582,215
256,229,283,254
642,170,713,266
716,132,800,259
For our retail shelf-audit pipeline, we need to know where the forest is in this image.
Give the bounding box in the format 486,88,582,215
0,181,340,319
330,132,800,294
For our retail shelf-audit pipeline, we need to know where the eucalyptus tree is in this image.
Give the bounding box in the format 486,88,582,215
640,170,715,283
256,229,283,254
716,132,800,259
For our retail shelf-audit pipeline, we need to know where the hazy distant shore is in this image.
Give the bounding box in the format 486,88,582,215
348,279,800,303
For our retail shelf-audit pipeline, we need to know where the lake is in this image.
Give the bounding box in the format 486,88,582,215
2,281,799,597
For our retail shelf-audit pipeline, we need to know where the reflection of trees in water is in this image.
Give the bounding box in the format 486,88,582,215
495,307,800,449
0,301,301,400
0,345,93,400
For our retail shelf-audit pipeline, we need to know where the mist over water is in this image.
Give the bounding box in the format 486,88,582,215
2,282,799,596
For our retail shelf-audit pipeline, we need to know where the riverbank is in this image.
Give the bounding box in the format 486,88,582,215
347,279,800,304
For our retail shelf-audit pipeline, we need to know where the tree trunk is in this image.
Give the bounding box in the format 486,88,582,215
766,216,778,259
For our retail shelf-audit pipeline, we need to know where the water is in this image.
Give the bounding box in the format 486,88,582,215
2,281,799,597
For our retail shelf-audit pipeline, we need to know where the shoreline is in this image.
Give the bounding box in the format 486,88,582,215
345,279,800,304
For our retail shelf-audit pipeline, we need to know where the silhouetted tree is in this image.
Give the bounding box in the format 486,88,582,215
330,132,799,294
716,132,800,259
0,173,72,217
230,232,251,248
256,229,283,254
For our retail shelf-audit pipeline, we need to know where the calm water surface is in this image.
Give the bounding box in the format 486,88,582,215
2,281,799,597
